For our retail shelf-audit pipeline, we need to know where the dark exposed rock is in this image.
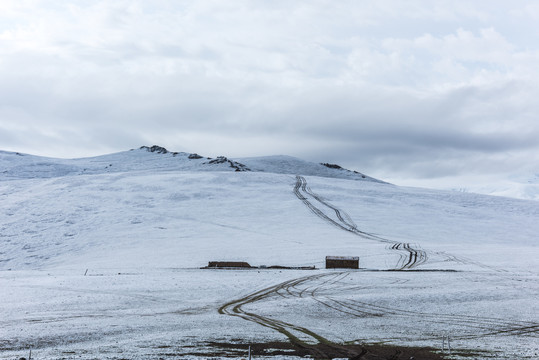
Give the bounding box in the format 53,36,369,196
206,156,251,172
229,160,250,172
323,163,368,179
140,145,169,154
208,156,228,164
188,153,203,159
321,163,343,169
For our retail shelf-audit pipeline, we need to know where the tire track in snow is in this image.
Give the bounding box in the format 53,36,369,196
293,176,385,241
223,272,537,345
293,175,427,270
314,296,539,340
389,243,428,270
218,272,355,359
220,269,538,358
220,176,536,356
290,177,538,339
285,273,538,341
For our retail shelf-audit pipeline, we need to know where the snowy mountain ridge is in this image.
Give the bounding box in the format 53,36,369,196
0,145,383,183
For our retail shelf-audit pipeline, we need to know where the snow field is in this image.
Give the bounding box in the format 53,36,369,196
1,154,538,359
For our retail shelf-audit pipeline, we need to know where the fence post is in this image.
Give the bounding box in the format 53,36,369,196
441,333,451,355
441,333,445,353
248,345,251,360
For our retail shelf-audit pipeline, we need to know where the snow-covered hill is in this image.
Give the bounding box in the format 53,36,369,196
234,155,383,182
0,145,381,183
1,146,538,360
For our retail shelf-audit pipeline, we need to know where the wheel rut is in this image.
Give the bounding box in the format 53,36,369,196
219,272,357,359
294,175,428,270
220,272,538,355
218,176,537,359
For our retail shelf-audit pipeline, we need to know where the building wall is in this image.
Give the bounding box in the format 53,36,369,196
325,259,359,269
208,261,252,268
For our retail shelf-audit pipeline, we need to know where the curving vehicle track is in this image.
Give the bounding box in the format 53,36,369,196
273,272,538,339
293,176,385,241
218,175,538,358
388,242,428,270
219,272,357,359
220,271,539,353
294,175,428,270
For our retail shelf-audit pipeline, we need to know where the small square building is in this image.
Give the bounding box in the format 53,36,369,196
325,256,359,269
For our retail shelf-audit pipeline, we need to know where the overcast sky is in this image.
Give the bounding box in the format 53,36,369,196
1,1,538,187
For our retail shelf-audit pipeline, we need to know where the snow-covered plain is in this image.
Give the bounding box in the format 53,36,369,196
0,147,538,359
460,173,539,201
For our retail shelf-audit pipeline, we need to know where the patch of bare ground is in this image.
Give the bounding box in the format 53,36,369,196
182,341,453,359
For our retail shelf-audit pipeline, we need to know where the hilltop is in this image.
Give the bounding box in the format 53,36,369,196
0,145,382,183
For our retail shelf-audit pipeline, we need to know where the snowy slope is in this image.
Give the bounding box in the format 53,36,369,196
1,146,538,360
1,169,536,271
459,173,539,201
234,155,384,182
400,172,539,201
0,146,250,180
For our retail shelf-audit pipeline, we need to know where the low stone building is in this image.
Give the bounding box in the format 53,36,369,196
206,261,252,268
325,256,359,269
